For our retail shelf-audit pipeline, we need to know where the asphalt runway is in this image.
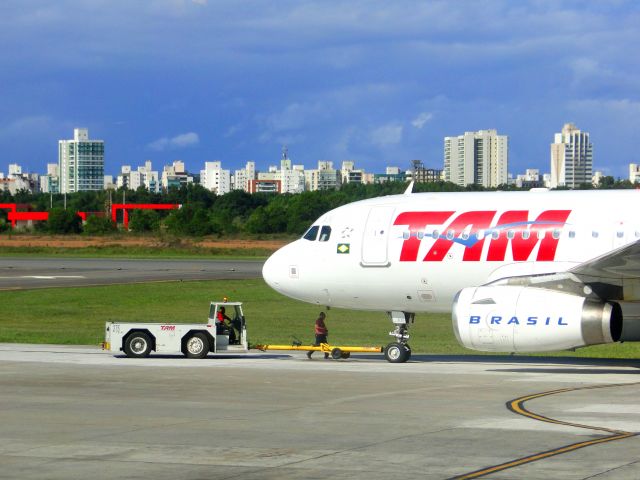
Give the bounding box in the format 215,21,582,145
1,344,639,479
0,258,264,290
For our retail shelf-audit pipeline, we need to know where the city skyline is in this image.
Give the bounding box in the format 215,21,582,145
1,2,639,177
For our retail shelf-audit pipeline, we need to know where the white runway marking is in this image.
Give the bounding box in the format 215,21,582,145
0,275,86,279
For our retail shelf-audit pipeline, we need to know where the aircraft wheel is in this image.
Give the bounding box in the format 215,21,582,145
341,352,351,359
124,332,152,358
331,348,343,360
185,333,210,359
404,344,412,361
384,342,408,363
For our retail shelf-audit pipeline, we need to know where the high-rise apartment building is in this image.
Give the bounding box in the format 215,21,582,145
233,161,256,191
278,148,305,193
59,128,105,193
200,161,231,195
444,129,508,188
161,160,193,190
340,161,365,185
117,161,160,192
40,163,60,194
550,123,592,189
630,163,640,184
304,161,340,191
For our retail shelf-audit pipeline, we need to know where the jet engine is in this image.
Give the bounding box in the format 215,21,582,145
452,285,622,352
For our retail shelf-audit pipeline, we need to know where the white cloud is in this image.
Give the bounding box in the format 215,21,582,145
0,115,53,137
569,98,640,115
371,123,403,147
224,124,243,138
264,102,326,132
147,132,199,151
411,112,433,129
171,132,199,147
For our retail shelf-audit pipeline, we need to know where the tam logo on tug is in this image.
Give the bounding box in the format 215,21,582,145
393,209,571,262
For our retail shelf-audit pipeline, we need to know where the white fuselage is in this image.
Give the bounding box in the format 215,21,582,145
262,190,640,312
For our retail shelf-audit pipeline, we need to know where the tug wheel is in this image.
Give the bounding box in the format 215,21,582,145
331,348,343,360
124,332,152,358
184,333,210,359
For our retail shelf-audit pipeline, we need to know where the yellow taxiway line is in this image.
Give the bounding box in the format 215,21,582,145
449,382,640,479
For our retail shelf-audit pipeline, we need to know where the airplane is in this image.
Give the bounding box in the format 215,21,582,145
262,186,640,362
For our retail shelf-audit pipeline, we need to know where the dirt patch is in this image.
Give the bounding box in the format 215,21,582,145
0,235,288,251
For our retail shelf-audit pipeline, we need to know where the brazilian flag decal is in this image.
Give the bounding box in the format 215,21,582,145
337,243,350,254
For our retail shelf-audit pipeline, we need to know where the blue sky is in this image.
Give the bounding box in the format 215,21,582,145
1,0,639,178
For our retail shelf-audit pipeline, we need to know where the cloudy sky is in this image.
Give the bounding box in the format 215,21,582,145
1,0,639,178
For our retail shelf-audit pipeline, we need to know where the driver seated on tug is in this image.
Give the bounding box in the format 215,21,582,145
216,306,238,344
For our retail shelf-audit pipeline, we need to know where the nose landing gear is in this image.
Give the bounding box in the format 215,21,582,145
384,311,414,363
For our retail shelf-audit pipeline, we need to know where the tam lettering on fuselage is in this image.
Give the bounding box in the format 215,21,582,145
469,315,568,326
394,209,571,262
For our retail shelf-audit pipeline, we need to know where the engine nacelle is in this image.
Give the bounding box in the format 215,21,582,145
452,286,622,352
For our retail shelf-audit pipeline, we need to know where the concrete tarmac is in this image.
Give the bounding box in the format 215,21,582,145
0,258,264,290
1,343,639,479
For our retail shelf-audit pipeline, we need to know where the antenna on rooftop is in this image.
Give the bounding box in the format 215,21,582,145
282,145,289,161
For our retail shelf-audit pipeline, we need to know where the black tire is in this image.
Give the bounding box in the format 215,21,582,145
124,332,152,358
331,348,343,360
404,344,412,361
341,352,351,359
184,333,209,359
384,342,408,363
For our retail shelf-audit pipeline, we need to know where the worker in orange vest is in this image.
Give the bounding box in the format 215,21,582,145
307,312,329,359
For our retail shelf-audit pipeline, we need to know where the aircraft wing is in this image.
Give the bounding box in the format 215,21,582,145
569,240,640,301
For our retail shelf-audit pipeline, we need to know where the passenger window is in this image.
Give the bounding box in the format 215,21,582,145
403,231,410,240
617,232,624,238
635,231,640,238
417,231,424,240
592,231,599,238
461,232,469,240
446,230,455,240
537,230,545,239
507,230,515,240
552,229,561,239
521,231,530,240
491,231,499,240
319,226,331,242
303,225,319,241
568,231,576,239
432,230,439,239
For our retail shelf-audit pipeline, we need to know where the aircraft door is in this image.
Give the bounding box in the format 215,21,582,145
361,206,395,266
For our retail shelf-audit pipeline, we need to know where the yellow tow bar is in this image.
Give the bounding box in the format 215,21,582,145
254,343,382,359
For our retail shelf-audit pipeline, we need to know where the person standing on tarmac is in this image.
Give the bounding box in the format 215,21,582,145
307,311,329,359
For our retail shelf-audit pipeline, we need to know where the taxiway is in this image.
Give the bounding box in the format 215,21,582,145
0,258,264,290
0,344,639,479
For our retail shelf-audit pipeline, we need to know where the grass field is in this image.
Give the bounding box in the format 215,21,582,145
2,278,640,359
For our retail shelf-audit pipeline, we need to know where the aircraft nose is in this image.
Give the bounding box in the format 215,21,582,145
262,246,289,291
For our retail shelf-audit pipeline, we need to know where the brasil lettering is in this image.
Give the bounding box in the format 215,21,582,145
469,315,568,326
393,210,571,262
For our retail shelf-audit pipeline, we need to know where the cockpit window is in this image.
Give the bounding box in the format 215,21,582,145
319,225,332,242
303,225,319,241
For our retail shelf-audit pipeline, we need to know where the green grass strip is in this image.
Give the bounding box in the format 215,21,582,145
1,279,640,358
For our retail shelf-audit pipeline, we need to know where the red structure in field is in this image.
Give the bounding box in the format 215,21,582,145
0,203,47,228
111,203,181,229
76,211,105,222
8,211,49,224
1,203,180,230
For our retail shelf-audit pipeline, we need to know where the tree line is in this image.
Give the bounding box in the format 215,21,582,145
0,177,634,236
